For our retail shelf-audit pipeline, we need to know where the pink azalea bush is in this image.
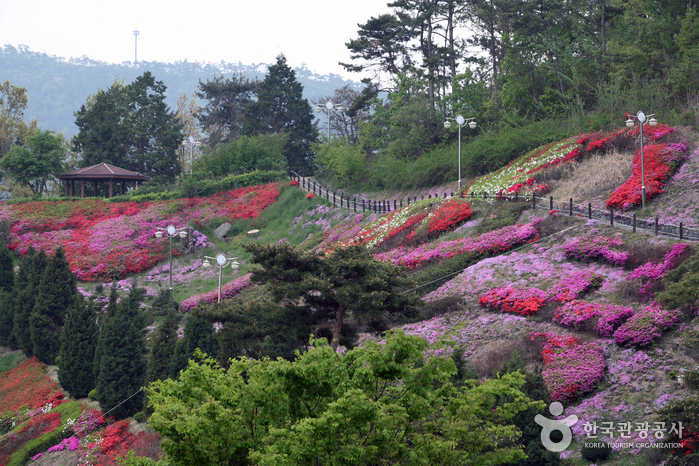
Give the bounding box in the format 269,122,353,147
562,235,629,266
530,332,605,402
375,222,539,268
613,303,681,346
544,270,604,301
553,300,634,336
627,243,692,298
180,273,255,312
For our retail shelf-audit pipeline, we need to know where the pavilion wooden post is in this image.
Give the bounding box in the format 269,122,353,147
81,180,85,198
65,182,69,196
133,181,137,191
109,180,113,198
94,181,98,197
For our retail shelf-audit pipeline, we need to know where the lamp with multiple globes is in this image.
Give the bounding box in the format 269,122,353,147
154,225,189,291
202,254,240,303
315,100,344,140
624,111,658,209
443,115,477,192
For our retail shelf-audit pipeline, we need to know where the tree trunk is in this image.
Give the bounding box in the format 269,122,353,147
330,304,346,351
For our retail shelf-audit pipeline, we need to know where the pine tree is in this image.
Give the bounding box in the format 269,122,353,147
30,247,77,364
242,54,318,174
0,244,14,292
146,305,179,384
0,245,16,347
94,284,119,383
12,249,47,356
169,314,219,379
97,286,147,420
58,295,97,398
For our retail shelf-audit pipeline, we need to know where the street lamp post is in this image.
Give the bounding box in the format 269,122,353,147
155,225,188,291
625,112,658,209
315,101,344,140
202,254,240,303
443,115,477,192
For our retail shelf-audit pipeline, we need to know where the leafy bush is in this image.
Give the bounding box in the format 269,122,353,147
195,133,288,177
658,248,699,311
88,389,98,401
581,441,612,461
473,201,531,235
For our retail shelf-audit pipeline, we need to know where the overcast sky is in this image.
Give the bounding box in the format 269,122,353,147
0,0,393,78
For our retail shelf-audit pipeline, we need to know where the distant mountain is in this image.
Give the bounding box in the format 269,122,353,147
0,44,363,139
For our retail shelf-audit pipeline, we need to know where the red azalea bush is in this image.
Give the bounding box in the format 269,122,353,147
426,199,473,236
2,183,280,281
291,180,299,186
479,287,547,316
306,193,316,199
606,141,688,210
80,420,162,466
0,357,64,415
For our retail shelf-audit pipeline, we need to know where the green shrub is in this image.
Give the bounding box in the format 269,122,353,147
581,441,612,461
473,201,531,236
88,389,98,400
658,248,699,310
133,411,146,423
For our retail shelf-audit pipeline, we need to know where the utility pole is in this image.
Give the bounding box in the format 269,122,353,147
133,29,139,64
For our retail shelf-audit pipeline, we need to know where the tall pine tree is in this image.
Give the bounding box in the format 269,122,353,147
94,283,119,384
242,54,318,174
58,295,97,398
169,314,219,379
13,249,47,356
146,305,179,384
0,245,16,347
97,286,147,420
30,247,77,365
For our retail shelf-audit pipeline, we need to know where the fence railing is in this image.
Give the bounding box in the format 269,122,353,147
289,172,460,214
288,173,698,242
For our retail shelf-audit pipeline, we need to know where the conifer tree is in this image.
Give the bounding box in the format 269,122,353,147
94,283,119,383
169,314,219,379
97,286,147,420
146,305,179,384
12,249,47,356
0,245,16,346
58,295,97,398
242,54,318,174
30,247,77,364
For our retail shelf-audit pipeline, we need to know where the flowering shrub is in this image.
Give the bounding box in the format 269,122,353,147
1,183,280,281
425,199,473,236
79,420,162,466
180,273,255,312
291,180,299,186
478,287,547,316
606,140,688,210
545,270,604,301
64,407,108,438
306,193,315,199
47,435,80,452
0,357,64,415
613,303,681,346
529,332,605,402
627,243,692,298
553,300,634,336
375,222,539,268
562,235,629,265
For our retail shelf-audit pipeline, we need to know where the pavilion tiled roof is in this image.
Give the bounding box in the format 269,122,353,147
58,163,151,181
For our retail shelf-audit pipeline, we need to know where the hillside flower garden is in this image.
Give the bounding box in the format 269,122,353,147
0,183,280,281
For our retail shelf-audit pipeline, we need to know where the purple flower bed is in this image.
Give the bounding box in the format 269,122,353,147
375,223,539,268
544,270,604,301
180,273,255,312
627,243,692,298
613,303,681,346
562,235,629,266
48,435,80,452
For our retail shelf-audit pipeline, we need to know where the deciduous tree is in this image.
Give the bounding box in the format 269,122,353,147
0,129,66,196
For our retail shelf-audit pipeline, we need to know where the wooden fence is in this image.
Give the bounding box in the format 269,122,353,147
289,173,698,242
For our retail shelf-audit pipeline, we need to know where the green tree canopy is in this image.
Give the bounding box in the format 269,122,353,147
73,72,183,182
12,248,47,357
58,294,98,398
147,331,542,466
242,55,318,174
0,129,66,196
195,133,288,177
243,242,420,350
30,247,77,364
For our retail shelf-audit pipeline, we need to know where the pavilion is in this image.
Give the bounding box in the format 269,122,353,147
58,163,151,198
